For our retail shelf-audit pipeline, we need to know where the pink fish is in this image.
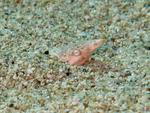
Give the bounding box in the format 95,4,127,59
57,38,106,65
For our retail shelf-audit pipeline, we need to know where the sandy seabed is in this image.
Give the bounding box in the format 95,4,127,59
0,0,150,113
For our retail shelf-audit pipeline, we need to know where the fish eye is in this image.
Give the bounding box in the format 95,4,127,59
73,50,81,56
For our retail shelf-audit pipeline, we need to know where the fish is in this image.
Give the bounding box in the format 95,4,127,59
50,38,107,66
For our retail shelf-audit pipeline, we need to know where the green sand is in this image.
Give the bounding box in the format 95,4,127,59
0,0,150,113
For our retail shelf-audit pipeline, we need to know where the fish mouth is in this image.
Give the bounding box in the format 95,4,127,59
89,38,107,52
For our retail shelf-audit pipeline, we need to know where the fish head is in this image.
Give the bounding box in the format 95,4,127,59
61,49,90,65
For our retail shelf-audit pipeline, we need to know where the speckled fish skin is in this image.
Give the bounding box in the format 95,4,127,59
58,38,107,65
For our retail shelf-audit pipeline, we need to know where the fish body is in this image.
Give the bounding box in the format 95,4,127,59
50,38,106,65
